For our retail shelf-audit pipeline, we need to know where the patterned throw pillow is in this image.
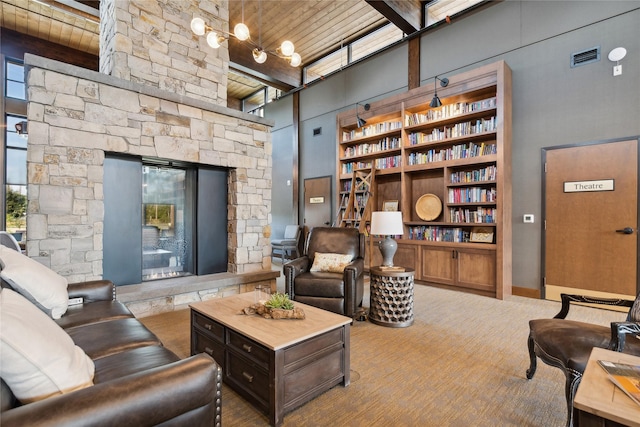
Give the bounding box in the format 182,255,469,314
310,253,353,273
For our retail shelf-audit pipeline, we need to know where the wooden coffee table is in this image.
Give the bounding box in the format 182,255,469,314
190,293,351,426
574,347,640,427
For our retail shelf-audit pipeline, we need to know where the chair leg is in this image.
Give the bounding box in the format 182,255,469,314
525,333,537,379
564,371,581,427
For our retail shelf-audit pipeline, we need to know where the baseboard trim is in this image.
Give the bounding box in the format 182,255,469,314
512,286,540,299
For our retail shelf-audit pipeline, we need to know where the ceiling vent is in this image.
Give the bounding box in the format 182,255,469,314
570,46,600,68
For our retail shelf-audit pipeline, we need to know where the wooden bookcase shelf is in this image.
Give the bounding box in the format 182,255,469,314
336,61,512,299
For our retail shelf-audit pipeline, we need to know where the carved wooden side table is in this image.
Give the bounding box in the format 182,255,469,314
368,266,415,328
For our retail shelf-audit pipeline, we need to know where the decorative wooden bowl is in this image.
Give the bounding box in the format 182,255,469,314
415,194,442,221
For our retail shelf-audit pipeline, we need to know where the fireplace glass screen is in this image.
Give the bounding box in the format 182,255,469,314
142,166,192,280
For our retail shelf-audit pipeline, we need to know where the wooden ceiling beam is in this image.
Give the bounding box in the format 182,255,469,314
228,37,299,92
365,0,423,34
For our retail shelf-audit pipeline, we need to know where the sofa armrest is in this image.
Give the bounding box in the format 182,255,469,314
344,258,364,279
67,280,115,302
283,256,310,297
610,321,640,351
2,354,222,427
554,293,635,319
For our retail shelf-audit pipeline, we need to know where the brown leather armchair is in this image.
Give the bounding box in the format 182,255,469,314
526,293,640,427
284,227,364,319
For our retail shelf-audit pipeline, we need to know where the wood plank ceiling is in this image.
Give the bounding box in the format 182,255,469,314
1,0,476,103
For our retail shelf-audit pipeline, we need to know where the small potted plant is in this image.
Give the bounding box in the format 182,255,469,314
242,292,305,319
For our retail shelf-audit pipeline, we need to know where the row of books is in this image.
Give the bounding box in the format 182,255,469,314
342,120,402,141
407,117,497,145
406,143,497,165
374,155,401,169
407,226,470,243
341,161,373,174
449,207,496,223
448,187,497,204
342,137,401,158
405,97,497,126
450,165,497,183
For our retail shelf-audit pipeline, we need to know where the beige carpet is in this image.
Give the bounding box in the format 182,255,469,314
141,284,624,426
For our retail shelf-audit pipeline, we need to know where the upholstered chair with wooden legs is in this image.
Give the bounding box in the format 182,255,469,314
283,227,365,319
526,293,640,427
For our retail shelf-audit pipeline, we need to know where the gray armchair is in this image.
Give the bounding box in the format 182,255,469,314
271,225,302,262
284,227,364,319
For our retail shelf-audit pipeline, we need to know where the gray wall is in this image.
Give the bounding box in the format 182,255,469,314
269,95,295,240
266,1,640,291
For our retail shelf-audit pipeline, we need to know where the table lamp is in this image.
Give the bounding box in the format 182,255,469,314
370,211,404,267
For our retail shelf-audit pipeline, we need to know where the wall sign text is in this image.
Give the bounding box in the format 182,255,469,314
564,179,614,193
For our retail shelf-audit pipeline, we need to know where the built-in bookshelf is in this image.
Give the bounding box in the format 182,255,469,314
336,61,512,299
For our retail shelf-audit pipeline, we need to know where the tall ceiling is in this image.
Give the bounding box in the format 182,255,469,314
0,0,481,103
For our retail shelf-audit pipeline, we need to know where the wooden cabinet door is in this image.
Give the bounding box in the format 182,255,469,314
456,248,496,293
368,240,419,275
420,246,455,285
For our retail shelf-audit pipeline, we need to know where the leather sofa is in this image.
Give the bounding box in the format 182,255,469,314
0,278,222,427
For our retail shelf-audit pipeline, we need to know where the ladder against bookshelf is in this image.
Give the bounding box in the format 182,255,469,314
335,167,376,233
336,60,512,299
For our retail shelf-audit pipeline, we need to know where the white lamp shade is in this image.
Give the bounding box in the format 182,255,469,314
289,52,302,67
280,40,295,56
233,23,250,41
370,211,404,236
253,49,267,64
206,32,222,48
191,17,206,36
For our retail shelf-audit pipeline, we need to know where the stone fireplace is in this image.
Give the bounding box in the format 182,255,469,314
22,0,276,315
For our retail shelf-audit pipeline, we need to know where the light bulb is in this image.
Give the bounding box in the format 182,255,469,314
190,17,206,36
234,23,250,41
253,48,267,64
289,52,302,67
206,32,223,48
280,40,295,57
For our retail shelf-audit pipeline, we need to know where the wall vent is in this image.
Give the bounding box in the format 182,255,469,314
570,46,600,68
313,127,322,136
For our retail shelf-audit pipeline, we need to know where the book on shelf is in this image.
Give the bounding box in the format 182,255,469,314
598,360,640,407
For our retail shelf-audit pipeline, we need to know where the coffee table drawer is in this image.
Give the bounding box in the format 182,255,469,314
228,329,269,368
192,312,225,341
193,330,225,365
227,353,270,405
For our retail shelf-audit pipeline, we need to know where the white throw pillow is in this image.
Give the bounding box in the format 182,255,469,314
0,289,94,403
310,252,353,273
0,245,68,319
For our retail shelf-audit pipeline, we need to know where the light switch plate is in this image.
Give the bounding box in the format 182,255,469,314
613,65,622,76
523,214,535,223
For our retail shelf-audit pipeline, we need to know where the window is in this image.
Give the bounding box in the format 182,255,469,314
6,60,26,100
305,47,348,84
4,115,27,237
304,23,403,84
351,25,403,62
243,86,282,116
425,0,485,27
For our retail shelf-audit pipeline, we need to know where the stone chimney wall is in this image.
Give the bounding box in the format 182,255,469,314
25,55,272,284
99,0,229,106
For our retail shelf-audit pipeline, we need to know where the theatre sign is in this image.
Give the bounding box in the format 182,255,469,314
563,179,615,193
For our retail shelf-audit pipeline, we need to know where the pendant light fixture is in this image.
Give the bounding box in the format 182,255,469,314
190,0,302,67
430,76,449,108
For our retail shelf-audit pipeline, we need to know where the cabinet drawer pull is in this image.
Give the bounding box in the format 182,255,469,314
204,347,214,356
242,371,254,383
242,344,252,353
204,323,213,331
